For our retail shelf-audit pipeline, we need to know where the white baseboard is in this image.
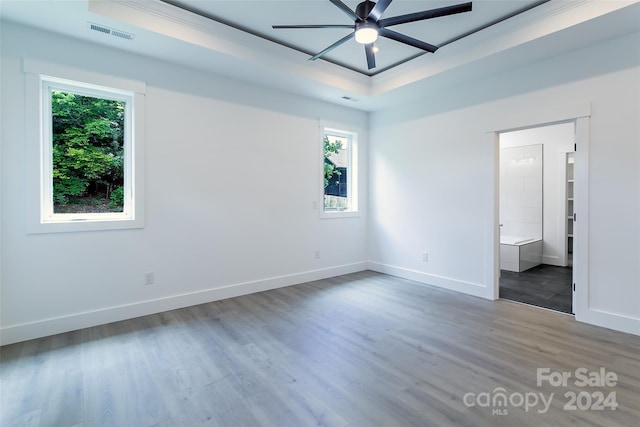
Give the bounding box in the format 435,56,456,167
542,254,565,267
576,308,640,336
5,261,634,345
0,262,368,346
369,262,639,336
367,261,491,299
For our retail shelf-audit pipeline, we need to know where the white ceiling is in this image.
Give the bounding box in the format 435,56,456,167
162,0,546,75
1,0,639,111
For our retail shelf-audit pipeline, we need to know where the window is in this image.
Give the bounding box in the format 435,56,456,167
25,60,145,233
322,128,358,216
45,79,131,217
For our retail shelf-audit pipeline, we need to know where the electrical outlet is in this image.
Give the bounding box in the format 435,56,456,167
144,272,155,285
422,252,429,262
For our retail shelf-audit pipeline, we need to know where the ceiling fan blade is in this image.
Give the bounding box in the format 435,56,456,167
310,32,355,61
379,2,472,27
273,25,355,29
379,28,438,53
365,43,376,69
368,0,393,22
329,0,361,22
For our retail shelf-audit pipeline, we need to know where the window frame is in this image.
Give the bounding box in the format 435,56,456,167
25,59,145,233
321,127,359,219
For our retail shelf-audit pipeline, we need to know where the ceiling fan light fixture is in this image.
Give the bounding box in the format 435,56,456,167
355,22,378,44
273,0,474,69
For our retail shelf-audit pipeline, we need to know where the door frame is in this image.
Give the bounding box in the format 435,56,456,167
485,103,591,319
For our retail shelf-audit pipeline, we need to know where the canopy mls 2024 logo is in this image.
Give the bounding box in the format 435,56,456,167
463,367,618,416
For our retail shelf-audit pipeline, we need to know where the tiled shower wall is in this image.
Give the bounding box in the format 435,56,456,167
500,144,543,240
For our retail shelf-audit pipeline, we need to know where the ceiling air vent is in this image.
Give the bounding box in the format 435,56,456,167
88,22,134,41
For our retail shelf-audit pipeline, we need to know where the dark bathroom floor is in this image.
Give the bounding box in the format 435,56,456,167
499,264,573,314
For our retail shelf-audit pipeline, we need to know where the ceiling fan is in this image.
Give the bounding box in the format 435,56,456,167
273,0,472,70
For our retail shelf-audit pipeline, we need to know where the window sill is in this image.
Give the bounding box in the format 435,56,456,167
27,216,144,234
320,210,361,219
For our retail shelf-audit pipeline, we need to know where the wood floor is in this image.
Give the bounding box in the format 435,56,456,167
1,271,638,426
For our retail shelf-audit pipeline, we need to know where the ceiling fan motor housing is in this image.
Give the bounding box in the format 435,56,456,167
273,0,473,70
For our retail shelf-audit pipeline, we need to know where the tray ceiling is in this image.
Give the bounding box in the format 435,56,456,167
163,0,548,75
1,1,638,111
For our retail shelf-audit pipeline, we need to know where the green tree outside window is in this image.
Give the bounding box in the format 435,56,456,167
51,91,125,213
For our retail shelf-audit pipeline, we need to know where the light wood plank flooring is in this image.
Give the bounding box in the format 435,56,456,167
1,271,638,426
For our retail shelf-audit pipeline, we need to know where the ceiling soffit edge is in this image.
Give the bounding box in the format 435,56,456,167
89,0,373,96
370,0,633,95
86,0,638,109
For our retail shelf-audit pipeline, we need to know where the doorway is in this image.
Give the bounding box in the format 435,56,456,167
497,123,575,314
488,106,590,320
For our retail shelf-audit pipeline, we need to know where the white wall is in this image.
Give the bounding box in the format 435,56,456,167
500,123,575,266
1,22,638,343
0,22,369,344
368,31,640,335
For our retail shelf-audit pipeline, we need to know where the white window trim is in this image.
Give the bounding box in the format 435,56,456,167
24,59,146,233
320,127,359,219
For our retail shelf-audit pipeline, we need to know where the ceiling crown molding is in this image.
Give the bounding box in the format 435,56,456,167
89,0,373,96
82,0,640,111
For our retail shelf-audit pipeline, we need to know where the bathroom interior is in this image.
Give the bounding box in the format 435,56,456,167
498,122,575,314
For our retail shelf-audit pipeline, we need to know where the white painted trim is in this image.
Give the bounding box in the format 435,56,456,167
367,262,488,299
486,106,590,299
573,117,591,325
23,59,146,233
487,131,500,300
487,104,591,296
23,58,146,94
88,0,371,97
485,105,640,336
555,151,569,268
542,254,563,266
320,127,360,218
0,262,368,346
372,1,631,96
484,103,591,134
575,309,640,336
